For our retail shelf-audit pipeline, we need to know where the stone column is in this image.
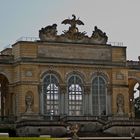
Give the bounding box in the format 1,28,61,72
38,84,44,115
106,84,112,116
131,90,136,118
116,94,124,116
7,86,13,116
84,85,91,115
60,84,67,115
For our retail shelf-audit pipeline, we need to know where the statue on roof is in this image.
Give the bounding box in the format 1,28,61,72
39,24,58,41
90,26,108,44
62,14,84,34
38,15,108,44
61,15,87,41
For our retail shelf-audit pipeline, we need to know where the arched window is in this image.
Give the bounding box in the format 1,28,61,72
68,75,83,116
92,75,107,116
43,74,59,115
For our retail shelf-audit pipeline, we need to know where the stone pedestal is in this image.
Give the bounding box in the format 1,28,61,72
113,113,129,120
17,112,43,122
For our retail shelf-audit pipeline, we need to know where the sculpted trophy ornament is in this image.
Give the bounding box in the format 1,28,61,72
39,15,108,44
39,24,58,41
90,26,108,44
117,94,124,116
21,93,42,121
25,94,33,114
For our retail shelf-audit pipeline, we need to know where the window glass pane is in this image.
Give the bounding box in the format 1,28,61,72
92,75,107,116
68,75,83,116
47,95,50,100
43,74,59,115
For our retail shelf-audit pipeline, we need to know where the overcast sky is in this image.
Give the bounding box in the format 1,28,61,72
0,0,140,60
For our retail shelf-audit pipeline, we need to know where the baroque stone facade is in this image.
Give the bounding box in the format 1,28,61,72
0,15,140,137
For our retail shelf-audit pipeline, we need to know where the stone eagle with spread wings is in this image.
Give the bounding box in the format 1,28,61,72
62,14,84,26
61,14,84,33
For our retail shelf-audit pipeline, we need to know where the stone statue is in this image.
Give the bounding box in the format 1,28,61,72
61,15,87,41
38,15,108,44
90,26,108,44
62,14,84,34
25,94,33,113
39,24,57,41
117,94,124,116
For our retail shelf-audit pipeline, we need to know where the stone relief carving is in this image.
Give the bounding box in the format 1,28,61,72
116,94,124,116
25,94,33,114
39,15,108,44
116,72,124,80
25,70,33,77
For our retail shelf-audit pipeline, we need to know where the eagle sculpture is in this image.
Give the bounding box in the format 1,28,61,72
61,14,84,29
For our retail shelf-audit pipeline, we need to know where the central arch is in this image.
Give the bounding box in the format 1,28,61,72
67,74,84,116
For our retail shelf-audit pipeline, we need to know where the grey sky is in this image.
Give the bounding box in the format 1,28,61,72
0,0,140,60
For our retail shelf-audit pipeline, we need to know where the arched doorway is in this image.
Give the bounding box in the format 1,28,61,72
129,78,140,118
0,74,9,117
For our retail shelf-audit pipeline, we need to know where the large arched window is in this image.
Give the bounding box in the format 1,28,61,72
92,75,107,116
68,75,83,116
43,74,59,115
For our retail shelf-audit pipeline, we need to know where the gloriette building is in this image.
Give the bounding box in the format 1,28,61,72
0,15,140,137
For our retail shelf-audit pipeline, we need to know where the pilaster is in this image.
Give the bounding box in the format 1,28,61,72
60,84,67,115
84,85,91,115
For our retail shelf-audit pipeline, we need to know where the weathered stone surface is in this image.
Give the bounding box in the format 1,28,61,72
38,43,111,60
